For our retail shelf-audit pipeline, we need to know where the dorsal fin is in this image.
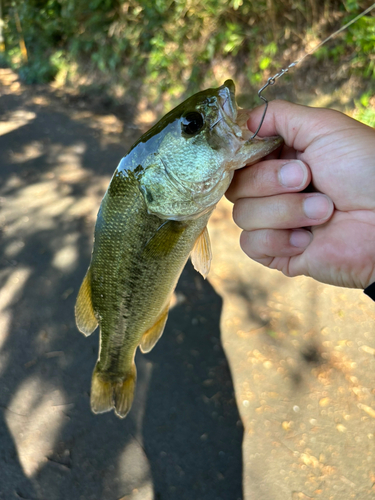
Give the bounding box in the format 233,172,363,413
75,270,98,336
190,226,212,279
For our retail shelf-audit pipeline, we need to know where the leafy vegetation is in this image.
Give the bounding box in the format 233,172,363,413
345,7,375,78
1,0,374,112
314,1,375,79
354,92,375,127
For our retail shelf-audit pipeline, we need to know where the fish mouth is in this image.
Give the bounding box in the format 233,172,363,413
217,80,263,144
242,135,284,167
218,80,237,123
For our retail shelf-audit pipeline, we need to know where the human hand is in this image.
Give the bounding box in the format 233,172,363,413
226,100,375,289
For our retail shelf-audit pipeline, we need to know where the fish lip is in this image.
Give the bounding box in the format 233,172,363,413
239,135,284,168
218,79,237,123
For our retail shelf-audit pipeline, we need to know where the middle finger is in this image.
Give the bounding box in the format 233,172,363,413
226,159,310,202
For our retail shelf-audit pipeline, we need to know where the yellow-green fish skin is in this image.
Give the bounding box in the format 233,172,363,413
75,80,283,418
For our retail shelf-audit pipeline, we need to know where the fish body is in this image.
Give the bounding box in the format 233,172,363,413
75,80,282,418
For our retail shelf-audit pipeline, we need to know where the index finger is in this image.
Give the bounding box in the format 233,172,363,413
247,100,360,152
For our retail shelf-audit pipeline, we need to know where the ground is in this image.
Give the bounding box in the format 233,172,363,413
1,68,375,500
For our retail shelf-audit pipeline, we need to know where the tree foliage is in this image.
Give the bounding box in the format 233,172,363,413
1,0,374,102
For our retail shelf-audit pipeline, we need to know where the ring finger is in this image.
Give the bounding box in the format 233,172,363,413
233,192,334,231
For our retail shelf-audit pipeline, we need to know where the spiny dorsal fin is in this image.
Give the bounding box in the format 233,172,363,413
139,305,169,354
191,226,212,279
75,270,98,336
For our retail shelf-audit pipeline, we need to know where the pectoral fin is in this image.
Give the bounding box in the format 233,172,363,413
142,220,186,259
75,270,98,336
190,226,212,279
140,305,169,353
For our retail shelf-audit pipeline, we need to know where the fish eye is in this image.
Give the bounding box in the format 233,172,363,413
181,112,204,135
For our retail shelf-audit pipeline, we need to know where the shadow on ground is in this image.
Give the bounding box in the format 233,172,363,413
0,74,243,499
144,263,243,500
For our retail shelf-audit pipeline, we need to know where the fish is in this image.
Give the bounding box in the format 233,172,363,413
75,80,282,418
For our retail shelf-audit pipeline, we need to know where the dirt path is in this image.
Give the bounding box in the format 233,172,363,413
1,68,375,500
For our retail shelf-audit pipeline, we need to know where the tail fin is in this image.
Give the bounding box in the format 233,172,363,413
90,363,137,419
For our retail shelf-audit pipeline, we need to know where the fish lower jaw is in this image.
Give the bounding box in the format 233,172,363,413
232,135,283,170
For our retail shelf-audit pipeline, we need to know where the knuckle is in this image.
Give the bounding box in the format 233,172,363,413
273,198,289,222
232,200,246,227
250,163,274,195
262,229,275,250
239,230,251,254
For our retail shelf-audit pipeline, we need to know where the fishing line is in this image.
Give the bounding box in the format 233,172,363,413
250,3,375,139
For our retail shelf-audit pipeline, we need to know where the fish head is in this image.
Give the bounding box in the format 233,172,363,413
134,80,283,220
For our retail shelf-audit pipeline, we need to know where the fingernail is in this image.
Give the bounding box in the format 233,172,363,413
279,161,306,188
290,230,312,248
303,195,332,220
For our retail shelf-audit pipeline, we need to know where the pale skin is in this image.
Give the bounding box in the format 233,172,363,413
226,100,375,290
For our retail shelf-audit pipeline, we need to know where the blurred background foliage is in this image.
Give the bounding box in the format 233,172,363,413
0,0,374,123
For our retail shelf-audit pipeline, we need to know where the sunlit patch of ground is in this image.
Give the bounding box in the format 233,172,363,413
0,109,37,136
5,377,67,477
0,68,22,94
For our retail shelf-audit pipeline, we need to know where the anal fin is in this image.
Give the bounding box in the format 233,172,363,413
91,363,137,419
75,270,98,336
190,226,212,279
139,306,169,354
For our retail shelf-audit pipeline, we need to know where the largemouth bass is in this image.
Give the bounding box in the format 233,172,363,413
75,80,282,418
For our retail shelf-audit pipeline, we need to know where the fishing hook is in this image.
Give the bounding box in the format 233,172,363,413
249,63,296,140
